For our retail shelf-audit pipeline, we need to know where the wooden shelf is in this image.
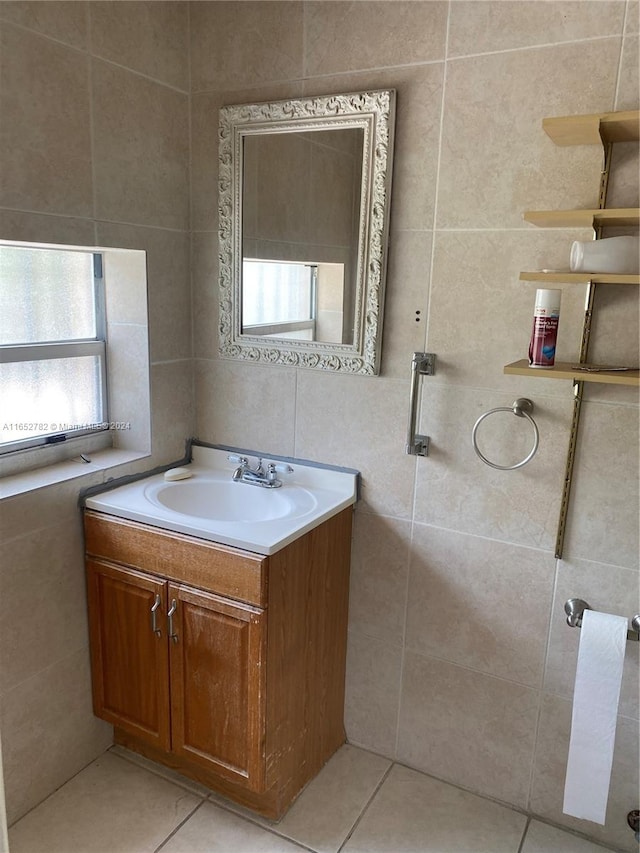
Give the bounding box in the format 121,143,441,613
519,271,640,285
504,359,640,386
543,110,640,146
524,208,640,228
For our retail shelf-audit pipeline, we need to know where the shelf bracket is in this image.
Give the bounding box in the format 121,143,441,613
554,140,612,559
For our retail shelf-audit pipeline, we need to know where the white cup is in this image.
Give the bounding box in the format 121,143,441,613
570,236,639,275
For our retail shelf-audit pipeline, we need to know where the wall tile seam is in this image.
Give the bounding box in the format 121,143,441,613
422,0,449,403
538,688,639,724
86,2,190,96
353,505,413,524
0,18,191,96
189,58,446,97
433,227,609,232
86,33,98,228
94,220,191,237
342,736,396,763
423,383,639,411
556,554,640,575
0,208,192,238
188,34,628,98
392,755,532,816
402,643,547,693
0,513,84,545
347,627,403,653
347,626,548,695
614,31,639,108
445,33,625,65
150,357,193,368
526,599,555,810
187,3,196,371
0,641,90,702
0,207,94,228
408,519,560,557
0,17,88,56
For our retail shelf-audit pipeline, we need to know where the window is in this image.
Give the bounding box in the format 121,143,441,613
0,245,107,454
242,259,317,341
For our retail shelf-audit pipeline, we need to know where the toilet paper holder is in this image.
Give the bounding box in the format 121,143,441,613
565,598,640,641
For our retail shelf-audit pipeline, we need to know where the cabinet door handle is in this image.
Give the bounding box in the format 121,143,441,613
150,594,162,637
167,599,178,643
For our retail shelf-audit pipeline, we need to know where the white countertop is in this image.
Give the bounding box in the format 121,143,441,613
85,446,358,555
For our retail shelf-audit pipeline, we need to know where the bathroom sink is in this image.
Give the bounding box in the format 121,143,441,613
84,446,358,555
144,476,317,523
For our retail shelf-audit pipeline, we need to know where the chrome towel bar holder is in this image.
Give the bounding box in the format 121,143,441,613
472,397,539,470
564,598,640,642
405,352,436,456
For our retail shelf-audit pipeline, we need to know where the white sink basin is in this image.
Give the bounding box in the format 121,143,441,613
144,476,317,523
85,446,358,555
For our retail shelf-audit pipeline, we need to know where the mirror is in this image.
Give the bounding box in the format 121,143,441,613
218,90,396,374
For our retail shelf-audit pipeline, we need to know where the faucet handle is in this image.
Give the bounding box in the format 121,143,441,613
265,462,293,484
270,463,293,475
227,454,248,466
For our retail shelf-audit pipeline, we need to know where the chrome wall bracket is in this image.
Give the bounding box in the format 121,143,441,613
564,598,640,641
406,352,436,457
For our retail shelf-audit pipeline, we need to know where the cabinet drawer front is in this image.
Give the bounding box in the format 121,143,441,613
84,511,267,606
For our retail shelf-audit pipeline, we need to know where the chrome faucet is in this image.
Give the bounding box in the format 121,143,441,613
228,455,293,489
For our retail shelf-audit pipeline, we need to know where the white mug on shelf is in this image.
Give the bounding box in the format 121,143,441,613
569,236,639,275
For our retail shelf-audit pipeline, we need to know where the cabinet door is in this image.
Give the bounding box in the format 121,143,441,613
168,583,266,792
86,559,170,750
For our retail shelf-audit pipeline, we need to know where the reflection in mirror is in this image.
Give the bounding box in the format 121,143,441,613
242,128,364,345
219,90,395,374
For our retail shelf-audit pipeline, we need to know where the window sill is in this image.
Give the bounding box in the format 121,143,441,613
0,448,150,500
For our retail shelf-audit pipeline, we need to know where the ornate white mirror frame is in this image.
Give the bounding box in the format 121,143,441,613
218,89,396,375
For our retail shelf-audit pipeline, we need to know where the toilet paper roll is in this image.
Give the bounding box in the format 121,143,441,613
563,609,628,825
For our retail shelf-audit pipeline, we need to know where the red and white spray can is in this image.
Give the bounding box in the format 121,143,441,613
528,289,561,368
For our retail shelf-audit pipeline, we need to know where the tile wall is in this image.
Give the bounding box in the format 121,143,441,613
190,2,639,850
0,2,637,849
0,1,194,824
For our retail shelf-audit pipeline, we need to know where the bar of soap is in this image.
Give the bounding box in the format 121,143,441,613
164,467,193,481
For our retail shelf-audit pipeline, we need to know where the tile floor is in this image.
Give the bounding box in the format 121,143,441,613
8,744,616,853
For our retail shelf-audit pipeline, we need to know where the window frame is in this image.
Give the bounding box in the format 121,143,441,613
0,249,108,455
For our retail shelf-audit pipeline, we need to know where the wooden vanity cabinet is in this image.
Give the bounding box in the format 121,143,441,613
84,507,353,819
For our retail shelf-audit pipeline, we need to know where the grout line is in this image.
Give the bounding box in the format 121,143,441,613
0,17,189,95
85,4,98,246
92,217,189,235
150,357,192,367
186,0,197,443
199,795,319,853
153,800,206,853
517,816,532,853
188,30,625,98
85,55,190,97
446,33,623,63
352,626,546,694
292,368,299,457
0,17,90,55
0,642,89,704
5,747,112,830
525,556,561,810
392,755,531,818
0,207,189,236
336,762,395,853
612,10,628,109
395,487,417,757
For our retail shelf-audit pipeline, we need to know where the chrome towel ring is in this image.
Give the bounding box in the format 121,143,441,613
472,398,539,470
